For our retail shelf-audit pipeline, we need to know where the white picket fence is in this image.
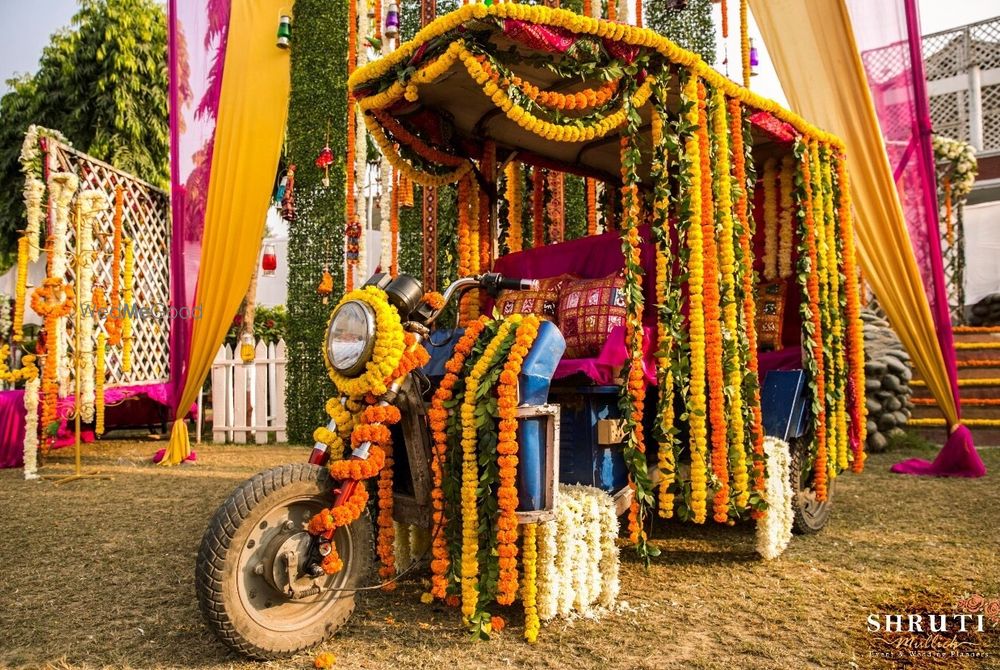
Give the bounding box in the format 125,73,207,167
211,339,287,443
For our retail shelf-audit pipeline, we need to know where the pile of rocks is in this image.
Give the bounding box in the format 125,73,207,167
862,308,913,453
968,294,1000,326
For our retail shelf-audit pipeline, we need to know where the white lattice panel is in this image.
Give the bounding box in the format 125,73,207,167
50,141,171,387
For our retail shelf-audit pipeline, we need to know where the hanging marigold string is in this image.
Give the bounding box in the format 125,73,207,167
531,167,545,248
729,97,766,511
699,82,729,525
796,139,828,500
740,0,750,88
721,0,729,38
107,185,124,346
460,318,519,619
586,177,598,236
683,73,709,525
390,169,400,275
522,523,539,643
427,318,489,600
762,159,778,281
505,162,523,252
508,73,619,112
778,155,796,279
13,236,28,342
712,89,749,512
496,314,541,605
811,142,838,480
835,153,866,471
373,404,403,589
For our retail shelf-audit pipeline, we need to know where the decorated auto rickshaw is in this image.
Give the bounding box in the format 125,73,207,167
196,3,866,658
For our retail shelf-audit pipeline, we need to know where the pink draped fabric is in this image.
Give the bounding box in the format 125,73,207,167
847,0,983,477
168,0,231,414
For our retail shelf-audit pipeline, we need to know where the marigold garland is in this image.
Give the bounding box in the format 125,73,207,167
108,185,124,346
531,167,545,248
778,155,796,279
427,318,489,600
810,142,837,480
820,150,848,474
586,177,598,236
698,82,728,524
522,523,539,643
122,238,134,373
364,114,474,188
373,110,467,167
761,159,778,281
729,97,766,512
96,333,106,435
651,101,676,519
460,317,519,619
834,154,866,472
390,169,400,276
505,162,524,253
23,177,44,263
711,89,749,512
349,5,848,150
682,73,709,525
495,314,541,605
13,236,29,342
508,73,619,112
796,139,828,501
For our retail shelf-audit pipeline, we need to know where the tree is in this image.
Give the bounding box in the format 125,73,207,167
0,0,168,260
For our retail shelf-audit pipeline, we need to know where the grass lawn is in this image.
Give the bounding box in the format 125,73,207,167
1,440,998,670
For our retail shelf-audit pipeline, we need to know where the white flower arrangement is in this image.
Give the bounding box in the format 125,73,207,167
755,437,795,560
933,135,978,199
76,190,106,422
535,484,620,621
23,377,40,480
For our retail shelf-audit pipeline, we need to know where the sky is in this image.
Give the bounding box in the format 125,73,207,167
0,1,997,96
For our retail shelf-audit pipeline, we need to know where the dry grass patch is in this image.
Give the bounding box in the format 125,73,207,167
0,440,998,669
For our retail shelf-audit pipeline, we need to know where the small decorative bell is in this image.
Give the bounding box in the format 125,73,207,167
385,3,400,39
276,15,292,49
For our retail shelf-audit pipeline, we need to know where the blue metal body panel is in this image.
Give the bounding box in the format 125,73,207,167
518,321,565,405
760,370,810,441
516,415,546,510
421,328,463,378
549,385,628,493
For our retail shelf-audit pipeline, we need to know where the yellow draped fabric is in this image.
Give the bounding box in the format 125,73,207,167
747,0,959,429
162,0,292,464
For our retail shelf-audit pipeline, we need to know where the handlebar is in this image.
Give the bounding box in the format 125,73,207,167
422,273,538,326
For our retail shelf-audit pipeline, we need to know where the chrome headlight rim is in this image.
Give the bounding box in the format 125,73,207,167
325,299,377,378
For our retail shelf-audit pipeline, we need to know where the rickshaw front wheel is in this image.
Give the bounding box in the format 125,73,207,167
788,439,833,534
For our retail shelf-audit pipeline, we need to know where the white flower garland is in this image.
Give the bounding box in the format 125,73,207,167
47,172,78,396
933,135,978,199
0,294,11,344
755,437,795,560
535,485,620,621
23,178,44,262
23,377,40,480
76,190,106,421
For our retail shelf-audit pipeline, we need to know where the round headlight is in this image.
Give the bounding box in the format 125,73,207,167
325,300,376,377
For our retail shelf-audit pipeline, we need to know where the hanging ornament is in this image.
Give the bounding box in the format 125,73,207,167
281,164,297,222
315,145,334,188
317,266,334,305
276,15,292,49
749,38,760,76
275,173,288,205
262,242,278,277
346,219,362,262
385,2,400,38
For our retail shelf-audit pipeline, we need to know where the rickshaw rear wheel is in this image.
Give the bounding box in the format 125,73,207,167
196,463,373,660
788,439,834,534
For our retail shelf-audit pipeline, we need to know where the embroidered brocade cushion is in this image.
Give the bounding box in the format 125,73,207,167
495,274,575,322
557,272,627,359
756,280,787,351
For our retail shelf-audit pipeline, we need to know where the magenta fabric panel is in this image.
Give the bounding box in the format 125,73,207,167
0,390,27,468
168,0,231,413
553,325,658,385
847,0,981,475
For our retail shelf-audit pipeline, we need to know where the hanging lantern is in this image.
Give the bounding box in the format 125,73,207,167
750,38,760,77
262,243,278,277
315,145,334,188
275,174,288,205
276,15,292,49
281,164,297,222
667,0,688,8
385,2,400,39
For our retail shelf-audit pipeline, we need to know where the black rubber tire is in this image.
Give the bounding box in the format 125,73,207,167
789,439,834,535
195,463,373,660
